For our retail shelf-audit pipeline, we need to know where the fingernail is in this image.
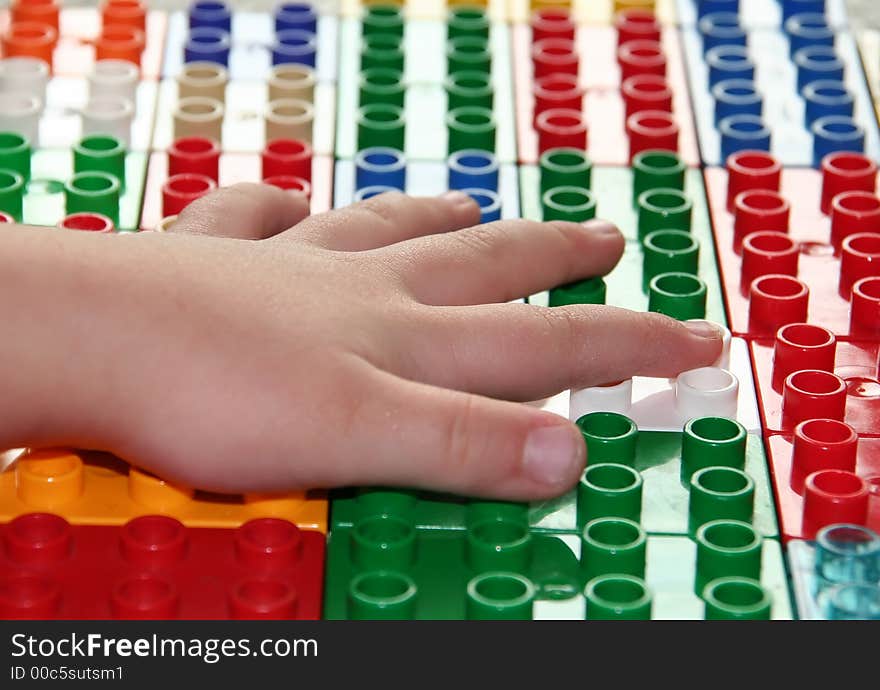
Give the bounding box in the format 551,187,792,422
522,424,584,486
581,219,620,236
440,190,472,205
684,320,723,339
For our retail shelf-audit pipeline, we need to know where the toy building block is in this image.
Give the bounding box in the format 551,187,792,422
674,0,849,28
0,512,324,619
0,448,328,532
507,0,679,26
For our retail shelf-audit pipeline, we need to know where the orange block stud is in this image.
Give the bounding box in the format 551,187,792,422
101,0,147,33
10,0,60,33
0,448,328,532
95,24,145,66
1,21,57,66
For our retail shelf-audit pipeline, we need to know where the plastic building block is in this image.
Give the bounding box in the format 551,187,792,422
189,1,232,32
447,149,499,191
140,151,333,231
168,136,221,180
539,147,591,193
102,0,148,32
58,211,114,232
0,448,328,532
263,138,313,181
73,134,127,188
0,56,49,104
673,0,849,28
275,2,318,35
0,513,324,619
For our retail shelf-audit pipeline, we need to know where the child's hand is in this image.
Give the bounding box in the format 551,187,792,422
3,185,722,500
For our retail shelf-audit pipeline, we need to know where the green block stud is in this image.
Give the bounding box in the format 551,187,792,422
465,572,535,620
351,514,417,572
575,411,638,467
585,574,653,620
681,416,748,484
348,570,418,620
447,35,492,74
549,276,607,306
64,171,120,226
632,150,686,205
694,519,762,595
0,131,31,183
688,466,755,537
444,70,493,111
703,576,772,620
73,135,126,190
358,67,405,107
355,487,419,520
447,6,490,40
541,186,596,222
539,148,592,195
446,106,495,153
361,33,404,72
647,272,707,320
0,168,24,222
362,4,404,37
580,517,647,583
637,188,693,241
577,463,643,528
466,517,532,573
642,229,700,292
357,103,405,150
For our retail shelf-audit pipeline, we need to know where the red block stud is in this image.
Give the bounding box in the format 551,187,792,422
617,40,666,81
235,519,303,572
263,175,311,197
840,233,880,298
0,211,14,223
725,150,781,212
781,369,847,429
531,38,579,79
533,73,584,124
228,578,298,619
747,273,809,335
802,469,869,539
120,516,188,568
4,513,72,565
829,191,880,254
536,108,587,154
0,574,61,619
772,323,836,392
1,21,58,65
95,24,146,66
58,212,114,232
740,232,800,293
530,8,575,43
111,574,179,619
820,152,877,216
732,189,790,253
10,0,60,33
621,74,672,119
625,110,678,161
850,276,880,338
262,139,313,182
615,9,661,47
101,0,147,32
790,419,858,494
169,136,221,181
162,173,217,216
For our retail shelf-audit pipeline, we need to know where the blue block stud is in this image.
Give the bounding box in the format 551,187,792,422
464,188,502,223
355,147,406,191
712,79,763,126
447,149,500,192
275,2,318,34
803,80,854,126
794,45,844,92
697,0,739,19
355,185,399,201
814,524,880,591
812,116,865,167
706,45,755,88
782,0,826,24
272,29,318,67
189,0,232,32
785,13,834,58
822,584,880,620
184,27,231,67
698,13,747,55
719,114,771,161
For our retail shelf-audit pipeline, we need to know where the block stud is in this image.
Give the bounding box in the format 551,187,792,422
791,419,858,494
681,416,747,483
585,574,652,620
577,462,643,527
802,470,869,539
465,572,535,620
781,369,847,429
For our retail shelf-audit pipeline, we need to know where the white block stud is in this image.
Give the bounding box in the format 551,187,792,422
0,57,49,103
0,93,42,146
154,215,179,232
88,60,139,110
82,97,135,148
675,367,739,423
173,96,224,142
568,379,633,422
265,98,314,144
176,61,229,103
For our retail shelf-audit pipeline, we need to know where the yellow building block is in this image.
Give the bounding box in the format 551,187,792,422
0,448,327,532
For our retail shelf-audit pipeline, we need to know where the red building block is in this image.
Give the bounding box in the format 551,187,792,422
704,166,880,337
0,513,324,619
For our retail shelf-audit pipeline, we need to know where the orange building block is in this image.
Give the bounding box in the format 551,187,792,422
95,24,145,66
10,0,59,33
101,0,147,32
0,448,328,532
1,21,57,65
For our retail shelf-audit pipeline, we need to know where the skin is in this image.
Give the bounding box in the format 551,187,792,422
0,185,722,500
